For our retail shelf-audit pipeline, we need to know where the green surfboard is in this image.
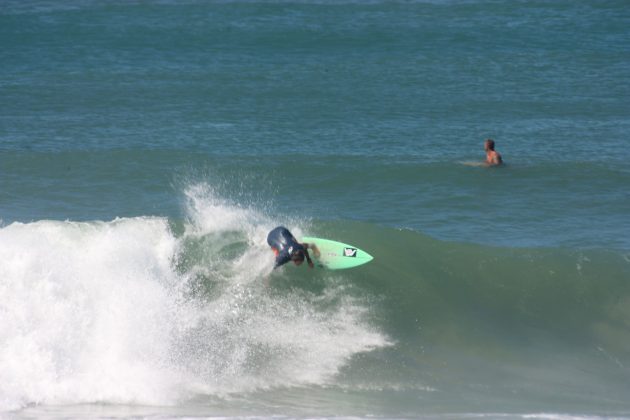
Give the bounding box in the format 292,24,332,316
301,236,374,270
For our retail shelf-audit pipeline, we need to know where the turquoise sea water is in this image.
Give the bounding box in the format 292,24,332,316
2,1,630,419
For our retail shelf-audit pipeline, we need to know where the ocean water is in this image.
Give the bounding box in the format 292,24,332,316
1,1,630,419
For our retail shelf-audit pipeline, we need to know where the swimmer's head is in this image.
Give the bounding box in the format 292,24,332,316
484,139,495,151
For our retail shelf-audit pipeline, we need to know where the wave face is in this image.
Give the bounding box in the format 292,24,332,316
2,184,630,416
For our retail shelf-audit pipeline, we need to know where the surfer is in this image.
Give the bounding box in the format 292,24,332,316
484,139,503,166
267,226,319,269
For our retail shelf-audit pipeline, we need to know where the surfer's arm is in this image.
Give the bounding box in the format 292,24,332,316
302,243,320,258
304,249,314,268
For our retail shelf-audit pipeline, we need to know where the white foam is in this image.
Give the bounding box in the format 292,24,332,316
0,217,189,410
0,185,390,411
183,183,268,237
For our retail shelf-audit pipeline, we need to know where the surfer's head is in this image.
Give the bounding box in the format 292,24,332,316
484,139,495,151
291,248,306,265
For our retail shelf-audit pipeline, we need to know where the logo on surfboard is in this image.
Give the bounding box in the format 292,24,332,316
343,247,357,257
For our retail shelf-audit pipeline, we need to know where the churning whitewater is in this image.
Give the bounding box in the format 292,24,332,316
0,185,390,411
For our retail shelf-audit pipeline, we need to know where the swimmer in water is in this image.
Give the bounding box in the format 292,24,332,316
484,138,503,166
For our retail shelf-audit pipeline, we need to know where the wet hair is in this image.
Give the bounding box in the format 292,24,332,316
485,139,495,150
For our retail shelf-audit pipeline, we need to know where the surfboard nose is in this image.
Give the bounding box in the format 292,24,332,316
301,236,374,270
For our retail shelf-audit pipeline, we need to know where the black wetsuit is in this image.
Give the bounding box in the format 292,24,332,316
267,226,305,268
